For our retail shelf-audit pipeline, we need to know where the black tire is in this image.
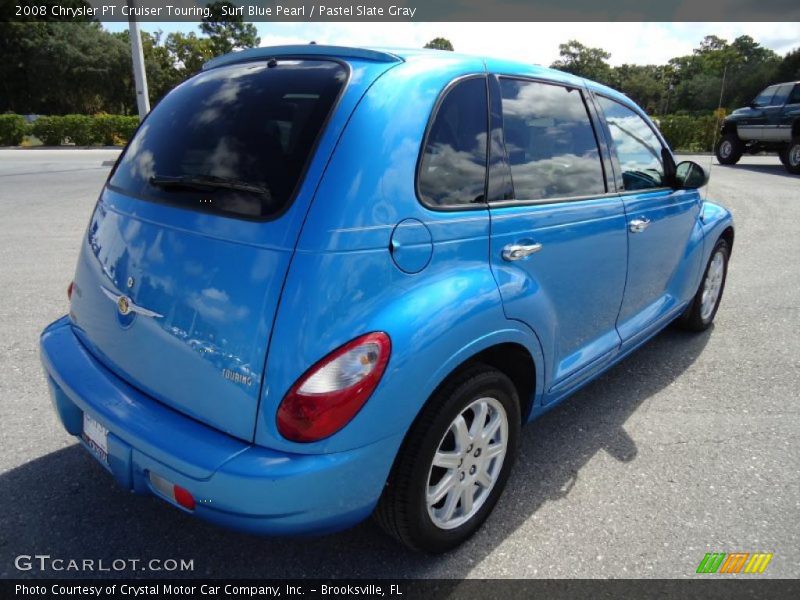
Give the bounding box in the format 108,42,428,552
374,364,520,553
783,137,800,174
677,238,730,332
779,146,790,167
715,133,743,165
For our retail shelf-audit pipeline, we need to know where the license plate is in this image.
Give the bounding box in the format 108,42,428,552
82,412,108,463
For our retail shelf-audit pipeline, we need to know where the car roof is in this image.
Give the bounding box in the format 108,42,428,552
205,44,636,109
369,46,634,107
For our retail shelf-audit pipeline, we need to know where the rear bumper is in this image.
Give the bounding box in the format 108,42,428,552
40,316,401,535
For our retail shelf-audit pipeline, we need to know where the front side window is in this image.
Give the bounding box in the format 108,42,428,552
418,77,488,207
770,83,794,106
596,96,666,191
499,78,605,201
752,85,778,107
109,59,347,219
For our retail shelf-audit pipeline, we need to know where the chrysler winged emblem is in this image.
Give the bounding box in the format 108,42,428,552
101,286,163,319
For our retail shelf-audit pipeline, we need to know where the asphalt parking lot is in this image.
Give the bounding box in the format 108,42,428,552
0,149,798,579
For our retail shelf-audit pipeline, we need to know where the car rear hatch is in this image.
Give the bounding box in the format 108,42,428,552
67,50,400,442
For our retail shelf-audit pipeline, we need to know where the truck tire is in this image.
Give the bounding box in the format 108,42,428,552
779,147,790,167
715,133,743,165
784,138,800,174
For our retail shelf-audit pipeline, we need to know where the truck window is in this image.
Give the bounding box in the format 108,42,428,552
771,83,794,106
752,85,778,107
788,84,800,105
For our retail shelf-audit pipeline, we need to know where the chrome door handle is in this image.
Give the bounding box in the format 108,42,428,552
502,243,543,261
629,218,651,233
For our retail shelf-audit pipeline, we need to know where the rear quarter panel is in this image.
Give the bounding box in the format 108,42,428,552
254,55,545,454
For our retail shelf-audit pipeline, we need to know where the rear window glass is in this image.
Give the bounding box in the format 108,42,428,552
109,59,347,219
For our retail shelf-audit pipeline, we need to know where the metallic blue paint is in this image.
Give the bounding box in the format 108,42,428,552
42,317,400,534
489,197,629,395
40,46,733,536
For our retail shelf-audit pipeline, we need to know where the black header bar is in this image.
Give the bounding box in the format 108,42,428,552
5,0,800,22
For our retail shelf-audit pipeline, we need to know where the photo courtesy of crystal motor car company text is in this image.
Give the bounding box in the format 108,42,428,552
37,31,741,554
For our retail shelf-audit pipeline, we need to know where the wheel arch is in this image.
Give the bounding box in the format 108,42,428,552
719,225,735,255
721,121,738,136
452,342,538,423
411,326,545,430
792,119,800,138
701,201,735,264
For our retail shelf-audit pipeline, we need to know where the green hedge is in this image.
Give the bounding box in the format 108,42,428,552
30,116,67,146
656,113,725,153
4,112,722,152
4,114,140,146
92,114,140,145
0,114,29,146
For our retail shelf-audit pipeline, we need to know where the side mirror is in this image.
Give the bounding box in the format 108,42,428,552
675,161,709,189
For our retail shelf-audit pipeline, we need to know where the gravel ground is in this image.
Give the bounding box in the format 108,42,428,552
0,149,797,579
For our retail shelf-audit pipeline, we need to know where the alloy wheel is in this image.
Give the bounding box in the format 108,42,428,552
426,396,508,530
700,250,725,321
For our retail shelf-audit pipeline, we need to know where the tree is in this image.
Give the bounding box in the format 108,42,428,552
0,21,131,114
200,1,260,56
424,37,454,51
551,40,612,85
611,64,664,114
667,35,780,112
775,48,800,82
165,32,214,76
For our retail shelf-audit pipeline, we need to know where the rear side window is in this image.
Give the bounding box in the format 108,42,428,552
789,84,800,105
418,77,488,207
596,96,666,191
109,60,347,219
789,85,800,105
499,78,605,201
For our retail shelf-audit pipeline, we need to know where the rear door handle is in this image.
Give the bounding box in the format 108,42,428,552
629,218,651,233
502,243,543,261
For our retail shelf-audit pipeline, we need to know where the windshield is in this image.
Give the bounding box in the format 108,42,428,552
108,59,347,219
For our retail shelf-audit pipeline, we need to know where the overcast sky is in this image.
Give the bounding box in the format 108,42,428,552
103,22,800,66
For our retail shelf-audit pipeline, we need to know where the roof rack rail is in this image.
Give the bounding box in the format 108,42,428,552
203,45,403,70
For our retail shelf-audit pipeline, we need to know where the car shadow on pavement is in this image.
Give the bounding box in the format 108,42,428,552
717,163,798,179
1,327,710,579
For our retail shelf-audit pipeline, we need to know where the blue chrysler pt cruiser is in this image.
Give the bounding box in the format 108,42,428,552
40,45,733,552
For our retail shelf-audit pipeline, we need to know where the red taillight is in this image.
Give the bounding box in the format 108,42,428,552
67,281,75,301
149,472,196,511
173,485,196,511
277,332,391,442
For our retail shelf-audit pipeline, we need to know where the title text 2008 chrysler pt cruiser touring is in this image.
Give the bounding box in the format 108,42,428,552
41,45,733,552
